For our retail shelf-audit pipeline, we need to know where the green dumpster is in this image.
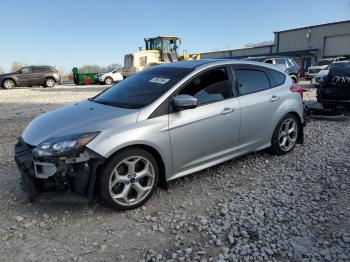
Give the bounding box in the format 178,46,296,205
72,67,98,85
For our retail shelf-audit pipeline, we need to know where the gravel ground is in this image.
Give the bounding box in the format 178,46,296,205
0,83,349,261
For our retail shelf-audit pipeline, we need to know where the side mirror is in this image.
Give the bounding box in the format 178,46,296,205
173,94,197,110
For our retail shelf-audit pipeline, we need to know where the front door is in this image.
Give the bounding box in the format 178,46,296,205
16,67,33,86
168,67,240,173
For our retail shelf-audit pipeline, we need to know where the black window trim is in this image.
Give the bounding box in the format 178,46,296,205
149,65,235,119
231,64,273,96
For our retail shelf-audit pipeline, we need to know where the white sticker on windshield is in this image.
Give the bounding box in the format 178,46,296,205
149,77,170,84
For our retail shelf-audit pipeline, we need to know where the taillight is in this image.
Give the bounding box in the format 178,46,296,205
290,83,304,99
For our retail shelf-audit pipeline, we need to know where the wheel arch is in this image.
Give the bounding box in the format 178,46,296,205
97,144,168,190
2,77,18,87
272,111,304,145
45,76,56,81
289,74,298,82
287,111,304,144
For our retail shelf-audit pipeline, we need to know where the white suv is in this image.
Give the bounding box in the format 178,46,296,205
306,57,346,79
95,69,123,85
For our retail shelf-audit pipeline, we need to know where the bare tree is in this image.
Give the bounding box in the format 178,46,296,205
11,62,23,72
78,63,122,74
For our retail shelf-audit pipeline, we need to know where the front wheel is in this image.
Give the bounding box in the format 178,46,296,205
104,77,113,85
3,79,16,89
45,78,56,88
270,114,299,155
98,148,159,210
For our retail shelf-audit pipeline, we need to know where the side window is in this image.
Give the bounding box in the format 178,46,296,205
21,67,31,74
33,67,42,73
235,69,270,95
275,58,287,66
179,68,231,105
265,59,273,64
268,69,286,87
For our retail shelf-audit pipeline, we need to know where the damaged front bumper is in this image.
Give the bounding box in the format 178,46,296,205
14,138,105,200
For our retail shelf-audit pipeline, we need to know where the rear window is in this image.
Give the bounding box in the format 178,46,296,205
235,69,271,95
93,67,193,109
268,69,286,87
274,58,286,65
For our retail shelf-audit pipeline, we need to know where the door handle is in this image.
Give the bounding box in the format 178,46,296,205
221,107,235,115
270,95,280,102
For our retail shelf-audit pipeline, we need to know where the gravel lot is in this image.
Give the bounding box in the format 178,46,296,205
0,83,349,261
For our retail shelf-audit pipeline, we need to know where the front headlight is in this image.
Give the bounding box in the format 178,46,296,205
32,131,100,157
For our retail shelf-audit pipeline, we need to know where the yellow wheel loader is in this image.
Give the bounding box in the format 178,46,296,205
122,36,200,77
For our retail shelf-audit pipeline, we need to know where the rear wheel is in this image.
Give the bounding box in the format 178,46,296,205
270,114,299,155
3,79,15,89
45,78,55,88
98,148,159,210
104,77,113,85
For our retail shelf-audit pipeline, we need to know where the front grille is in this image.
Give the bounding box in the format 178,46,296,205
309,69,320,74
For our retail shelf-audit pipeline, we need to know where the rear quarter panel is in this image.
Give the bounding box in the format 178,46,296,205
270,81,304,136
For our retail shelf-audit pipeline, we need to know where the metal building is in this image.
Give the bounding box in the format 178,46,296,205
200,20,350,70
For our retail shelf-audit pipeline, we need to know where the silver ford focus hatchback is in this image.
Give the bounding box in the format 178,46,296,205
15,60,305,210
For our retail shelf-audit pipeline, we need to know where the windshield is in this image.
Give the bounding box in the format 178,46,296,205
312,60,332,66
93,66,193,109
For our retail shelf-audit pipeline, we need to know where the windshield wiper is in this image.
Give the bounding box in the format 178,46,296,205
88,98,116,107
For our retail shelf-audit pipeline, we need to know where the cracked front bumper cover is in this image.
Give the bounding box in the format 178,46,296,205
14,138,105,200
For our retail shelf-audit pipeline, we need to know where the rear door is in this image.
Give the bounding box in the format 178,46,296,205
31,67,45,85
168,66,240,173
232,65,286,148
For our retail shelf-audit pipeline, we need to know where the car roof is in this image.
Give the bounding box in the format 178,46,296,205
156,60,218,68
156,59,286,72
245,55,292,60
332,60,350,63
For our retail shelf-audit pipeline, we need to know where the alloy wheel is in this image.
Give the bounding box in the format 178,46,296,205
108,156,155,207
278,117,298,152
4,80,15,89
46,79,55,87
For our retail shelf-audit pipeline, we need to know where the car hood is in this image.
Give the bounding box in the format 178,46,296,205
315,70,329,77
0,73,13,78
22,100,140,146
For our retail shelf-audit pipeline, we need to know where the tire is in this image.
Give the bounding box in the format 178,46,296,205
104,77,113,85
45,78,56,88
270,114,299,155
3,79,15,89
98,148,159,210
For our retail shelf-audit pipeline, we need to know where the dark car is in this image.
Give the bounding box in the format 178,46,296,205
0,66,61,89
245,56,301,83
317,65,350,108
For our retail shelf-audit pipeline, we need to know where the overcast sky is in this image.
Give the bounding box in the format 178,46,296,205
1,0,349,73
